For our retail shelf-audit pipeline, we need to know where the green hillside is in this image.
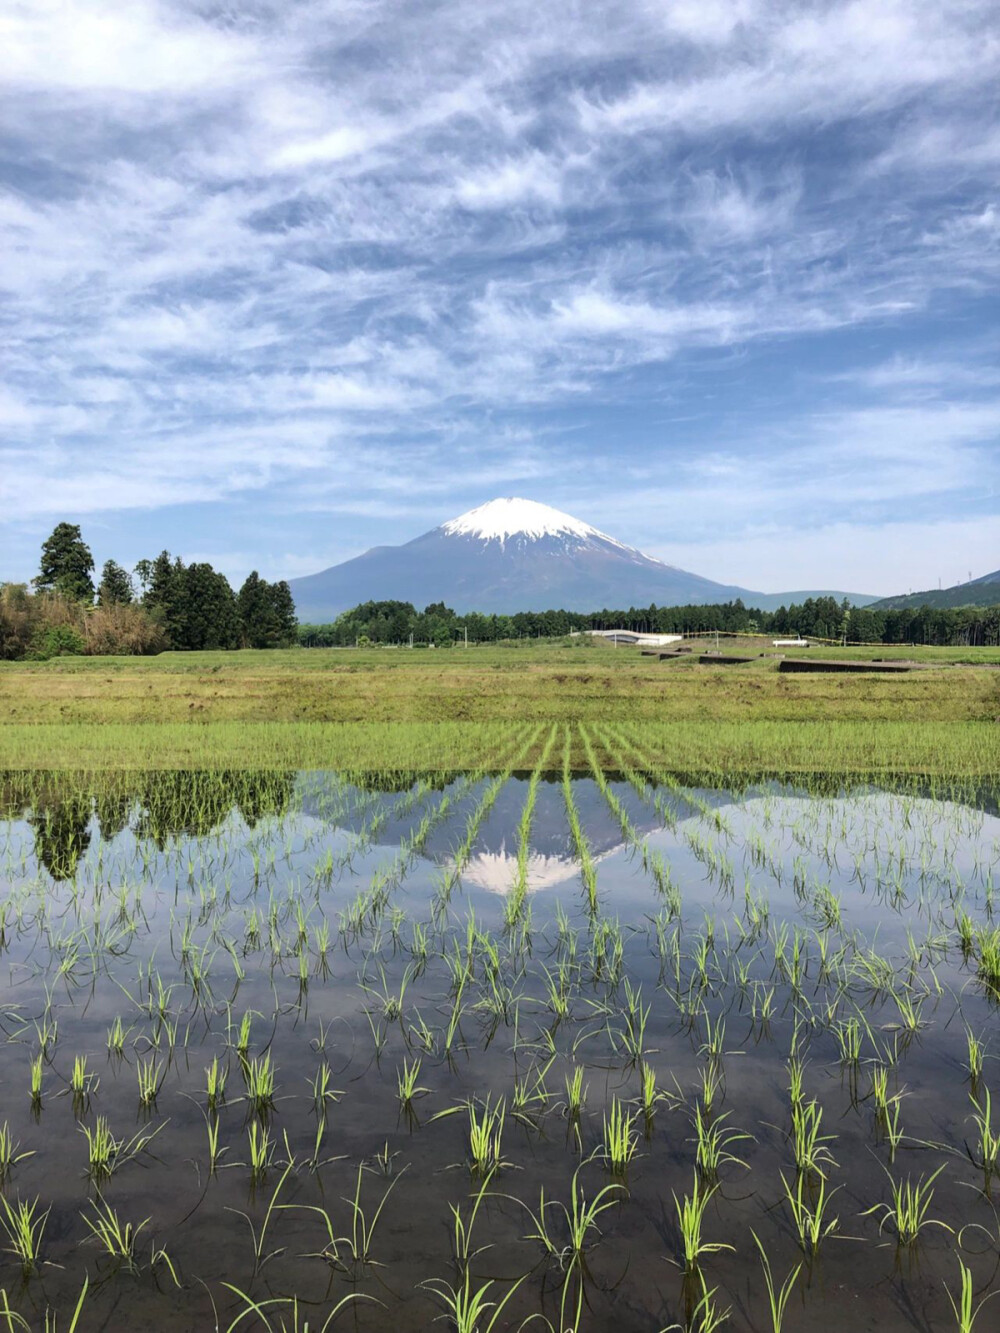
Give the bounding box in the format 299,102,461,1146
873,574,1000,610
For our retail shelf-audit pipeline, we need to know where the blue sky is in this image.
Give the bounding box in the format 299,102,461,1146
2,0,998,597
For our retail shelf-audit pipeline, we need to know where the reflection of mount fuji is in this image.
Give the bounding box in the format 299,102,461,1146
297,774,715,894
457,842,600,894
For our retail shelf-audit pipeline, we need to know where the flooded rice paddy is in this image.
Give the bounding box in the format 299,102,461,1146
1,736,1000,1331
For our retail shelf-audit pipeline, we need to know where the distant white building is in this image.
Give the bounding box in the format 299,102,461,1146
773,638,809,647
586,629,684,647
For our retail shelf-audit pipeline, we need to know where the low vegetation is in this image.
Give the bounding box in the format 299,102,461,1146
1,638,997,772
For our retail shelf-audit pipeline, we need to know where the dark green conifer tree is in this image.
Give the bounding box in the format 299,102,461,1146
97,559,134,605
35,523,95,602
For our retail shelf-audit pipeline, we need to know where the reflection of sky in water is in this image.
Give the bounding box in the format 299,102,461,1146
1,772,999,1331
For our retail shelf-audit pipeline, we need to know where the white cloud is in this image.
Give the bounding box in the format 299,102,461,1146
1,0,999,589
652,518,1000,596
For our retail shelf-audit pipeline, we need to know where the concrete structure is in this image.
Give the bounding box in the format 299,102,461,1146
586,630,684,647
773,638,809,647
779,658,915,673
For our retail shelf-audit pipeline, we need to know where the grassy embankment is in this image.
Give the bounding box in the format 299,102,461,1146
1,639,997,775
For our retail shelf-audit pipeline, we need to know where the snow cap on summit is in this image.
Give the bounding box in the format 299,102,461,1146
441,497,621,546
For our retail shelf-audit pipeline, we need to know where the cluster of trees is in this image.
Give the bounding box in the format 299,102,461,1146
299,596,1000,648
138,552,296,651
0,523,297,659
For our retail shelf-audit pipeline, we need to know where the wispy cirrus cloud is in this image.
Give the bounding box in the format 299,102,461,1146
1,0,998,592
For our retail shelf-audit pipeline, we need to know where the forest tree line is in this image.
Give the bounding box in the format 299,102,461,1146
4,524,997,659
299,596,1000,647
0,523,297,659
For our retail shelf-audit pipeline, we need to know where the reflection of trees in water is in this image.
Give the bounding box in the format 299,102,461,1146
1,770,296,880
345,769,459,794
132,770,295,846
29,798,92,881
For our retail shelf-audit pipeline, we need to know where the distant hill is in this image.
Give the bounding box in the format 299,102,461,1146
872,570,1000,610
288,497,876,621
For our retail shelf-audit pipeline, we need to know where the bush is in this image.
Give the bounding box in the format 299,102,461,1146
82,603,168,656
29,624,87,660
0,583,167,661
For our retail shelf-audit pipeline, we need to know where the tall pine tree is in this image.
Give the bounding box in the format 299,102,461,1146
36,523,94,602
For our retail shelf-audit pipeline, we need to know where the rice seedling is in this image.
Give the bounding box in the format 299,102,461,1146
781,1171,841,1256
396,1057,428,1107
0,1125,32,1187
663,1273,731,1333
232,1009,254,1058
943,1258,997,1332
602,1097,639,1176
136,1054,164,1107
672,1173,733,1273
514,1165,624,1331
229,1139,296,1274
697,1061,725,1118
105,1015,131,1056
752,1230,801,1333
81,1197,149,1269
967,1029,985,1086
311,1062,342,1115
693,1107,752,1181
790,1099,838,1176
563,1065,588,1121
879,1094,907,1161
975,926,1000,992
869,1062,890,1112
639,1063,671,1125
0,1195,49,1276
247,1121,274,1179
28,1054,44,1111
289,1160,405,1276
862,1164,952,1245
204,1111,225,1174
832,1017,864,1065
69,1054,97,1103
966,1089,1000,1179
512,1058,554,1124
421,1271,528,1333
220,1287,373,1333
466,1096,507,1175
446,1171,496,1271
80,1116,162,1183
205,1055,227,1109
242,1053,276,1114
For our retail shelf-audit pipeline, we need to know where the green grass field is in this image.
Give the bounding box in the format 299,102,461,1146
1,638,997,774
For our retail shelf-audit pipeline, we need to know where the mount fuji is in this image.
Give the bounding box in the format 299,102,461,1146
288,498,873,621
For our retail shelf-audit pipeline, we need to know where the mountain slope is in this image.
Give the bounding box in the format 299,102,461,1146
871,570,1000,610
288,498,874,620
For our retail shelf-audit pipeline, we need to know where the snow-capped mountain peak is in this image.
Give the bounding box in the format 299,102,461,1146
287,494,876,620
441,497,622,547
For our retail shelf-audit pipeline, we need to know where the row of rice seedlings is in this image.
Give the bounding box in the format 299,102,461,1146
578,725,642,847
560,724,598,914
504,725,559,928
